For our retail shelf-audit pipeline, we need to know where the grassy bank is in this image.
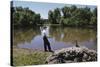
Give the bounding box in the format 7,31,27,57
12,48,52,66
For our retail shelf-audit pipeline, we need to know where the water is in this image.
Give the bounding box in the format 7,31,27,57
13,26,97,51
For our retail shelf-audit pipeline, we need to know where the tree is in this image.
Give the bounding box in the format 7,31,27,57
48,10,54,23
90,8,97,25
34,14,41,24
70,5,77,13
12,7,41,28
93,8,97,17
53,8,61,24
62,6,71,18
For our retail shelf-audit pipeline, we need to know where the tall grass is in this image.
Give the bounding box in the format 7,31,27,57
13,48,51,66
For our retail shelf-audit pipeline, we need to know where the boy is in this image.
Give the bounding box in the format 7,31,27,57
40,26,53,52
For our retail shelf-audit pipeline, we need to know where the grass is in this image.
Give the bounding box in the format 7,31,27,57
12,48,52,66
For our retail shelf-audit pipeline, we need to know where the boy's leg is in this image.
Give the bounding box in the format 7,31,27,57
47,42,52,51
44,43,47,51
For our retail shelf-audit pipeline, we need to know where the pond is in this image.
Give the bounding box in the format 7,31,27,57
13,25,97,51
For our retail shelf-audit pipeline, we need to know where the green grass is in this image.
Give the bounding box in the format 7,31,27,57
13,48,51,66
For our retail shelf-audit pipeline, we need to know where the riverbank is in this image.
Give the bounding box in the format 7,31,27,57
12,48,52,66
12,46,97,66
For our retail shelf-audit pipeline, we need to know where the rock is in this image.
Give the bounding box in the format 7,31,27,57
46,47,97,64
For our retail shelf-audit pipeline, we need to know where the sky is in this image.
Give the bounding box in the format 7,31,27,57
13,1,97,19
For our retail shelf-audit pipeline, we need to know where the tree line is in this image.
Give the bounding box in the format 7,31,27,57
48,5,97,27
12,7,41,28
12,5,97,28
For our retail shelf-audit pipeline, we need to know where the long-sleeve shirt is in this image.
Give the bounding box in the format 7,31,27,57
40,26,49,37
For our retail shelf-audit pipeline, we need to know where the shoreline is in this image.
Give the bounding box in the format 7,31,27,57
12,46,97,66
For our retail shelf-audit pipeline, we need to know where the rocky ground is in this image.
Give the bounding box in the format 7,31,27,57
46,46,97,64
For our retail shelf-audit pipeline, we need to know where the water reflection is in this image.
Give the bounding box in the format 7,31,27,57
13,26,97,51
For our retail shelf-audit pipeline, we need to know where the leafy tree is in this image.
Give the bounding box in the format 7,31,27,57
70,5,77,13
62,6,71,18
53,8,61,24
48,10,54,23
12,7,41,28
90,8,97,26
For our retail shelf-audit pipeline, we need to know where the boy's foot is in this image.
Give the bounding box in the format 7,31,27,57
44,50,48,52
49,50,54,53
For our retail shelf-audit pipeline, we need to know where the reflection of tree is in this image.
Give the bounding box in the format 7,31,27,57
13,26,96,47
50,26,96,43
13,28,40,46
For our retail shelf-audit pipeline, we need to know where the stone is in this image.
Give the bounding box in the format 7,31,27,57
46,46,97,64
